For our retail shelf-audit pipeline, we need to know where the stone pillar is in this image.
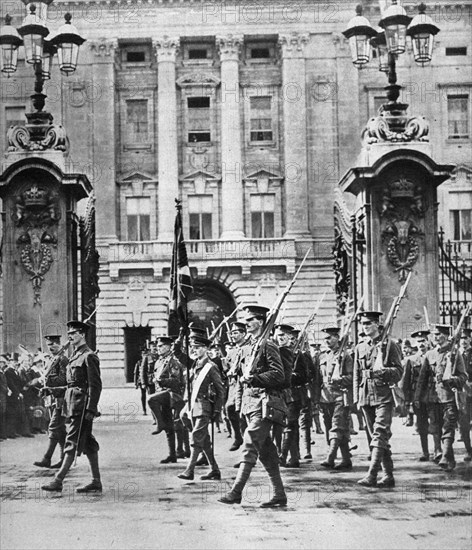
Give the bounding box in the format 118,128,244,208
154,37,180,241
89,39,118,244
217,35,245,240
279,33,311,238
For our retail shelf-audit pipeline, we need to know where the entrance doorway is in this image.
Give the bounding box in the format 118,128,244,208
123,326,152,383
168,279,236,341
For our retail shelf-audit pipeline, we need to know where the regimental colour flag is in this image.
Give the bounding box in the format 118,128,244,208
169,199,193,326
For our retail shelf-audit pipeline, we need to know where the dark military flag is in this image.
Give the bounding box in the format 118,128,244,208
169,199,193,327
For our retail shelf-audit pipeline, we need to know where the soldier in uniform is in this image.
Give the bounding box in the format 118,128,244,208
42,321,102,493
218,305,287,508
415,324,467,471
354,311,403,488
400,330,432,461
459,327,472,462
298,338,319,459
33,334,69,468
177,336,224,480
147,335,185,463
319,326,353,470
225,322,249,451
134,345,152,415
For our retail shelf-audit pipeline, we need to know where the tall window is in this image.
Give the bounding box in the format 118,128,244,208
451,209,472,241
250,96,273,142
187,97,211,142
447,95,469,139
126,197,150,241
126,100,149,143
251,194,275,238
189,195,212,239
5,105,25,127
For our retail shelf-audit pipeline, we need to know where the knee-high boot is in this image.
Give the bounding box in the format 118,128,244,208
439,438,456,471
218,462,254,504
261,464,287,508
34,439,57,467
358,447,384,487
161,431,177,463
377,448,395,488
301,425,312,459
419,432,429,461
320,439,339,469
334,439,352,470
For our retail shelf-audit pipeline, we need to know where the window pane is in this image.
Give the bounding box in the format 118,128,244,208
250,97,271,110
187,97,210,108
461,210,471,240
189,213,200,239
201,213,212,239
188,196,199,213
127,51,145,62
126,100,148,142
140,215,150,241
452,210,460,240
139,197,151,215
188,131,211,142
126,197,139,215
448,96,469,138
188,49,207,59
251,212,262,238
251,48,270,59
264,212,274,238
201,196,212,212
262,194,275,211
128,215,138,241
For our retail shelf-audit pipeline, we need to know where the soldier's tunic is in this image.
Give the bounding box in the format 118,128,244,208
459,347,472,452
148,352,185,432
188,356,224,454
319,347,353,444
225,340,251,443
63,344,101,456
401,351,430,436
282,349,309,460
353,336,403,450
44,351,69,443
240,338,285,468
415,343,466,443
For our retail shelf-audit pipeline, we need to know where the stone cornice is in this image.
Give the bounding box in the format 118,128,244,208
176,73,221,88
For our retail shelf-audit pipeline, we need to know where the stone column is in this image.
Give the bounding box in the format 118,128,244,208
279,33,311,237
217,35,245,239
89,39,118,244
154,37,180,241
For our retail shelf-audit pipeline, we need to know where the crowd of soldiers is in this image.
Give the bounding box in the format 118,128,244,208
132,304,472,506
2,304,471,505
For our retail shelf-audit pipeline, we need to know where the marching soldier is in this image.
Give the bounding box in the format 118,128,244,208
319,326,353,470
459,327,472,462
177,336,224,481
354,311,403,488
134,345,152,415
401,330,432,461
218,305,287,508
42,321,102,493
298,339,319,459
225,322,249,451
147,336,185,463
415,324,467,471
33,334,69,468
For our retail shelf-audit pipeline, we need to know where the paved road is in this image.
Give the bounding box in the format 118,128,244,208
1,401,471,550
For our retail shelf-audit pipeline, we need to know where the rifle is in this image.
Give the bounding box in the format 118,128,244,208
443,303,471,385
242,248,312,379
373,270,412,371
208,304,243,341
331,295,365,383
293,292,327,357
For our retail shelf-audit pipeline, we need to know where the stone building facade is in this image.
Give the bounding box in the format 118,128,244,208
0,0,471,385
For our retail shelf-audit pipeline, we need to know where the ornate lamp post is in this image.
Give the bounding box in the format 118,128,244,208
343,1,439,133
0,0,85,149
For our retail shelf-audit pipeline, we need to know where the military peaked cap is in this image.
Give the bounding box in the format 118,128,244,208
67,320,90,333
230,322,247,332
190,336,211,347
358,311,382,322
433,324,451,336
411,330,430,339
244,305,269,319
274,323,295,334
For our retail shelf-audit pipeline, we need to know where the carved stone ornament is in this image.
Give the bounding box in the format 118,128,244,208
380,177,425,282
216,35,243,61
153,37,179,62
7,124,69,152
12,186,61,305
89,39,118,58
363,112,429,144
124,277,150,326
278,33,309,57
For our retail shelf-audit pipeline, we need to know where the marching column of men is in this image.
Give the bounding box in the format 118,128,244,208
13,306,470,501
